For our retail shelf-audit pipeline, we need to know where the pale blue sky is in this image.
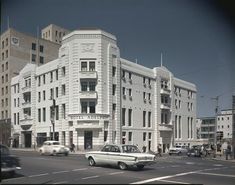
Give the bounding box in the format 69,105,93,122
1,0,235,117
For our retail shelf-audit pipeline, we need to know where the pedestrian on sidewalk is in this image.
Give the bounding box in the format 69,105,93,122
70,143,75,153
226,142,232,160
157,144,162,157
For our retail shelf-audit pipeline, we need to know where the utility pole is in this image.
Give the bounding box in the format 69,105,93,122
211,95,221,157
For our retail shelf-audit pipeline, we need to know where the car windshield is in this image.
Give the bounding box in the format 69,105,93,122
122,145,141,153
0,145,10,155
52,142,60,145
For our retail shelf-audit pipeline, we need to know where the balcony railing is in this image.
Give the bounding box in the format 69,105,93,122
159,123,173,131
160,103,171,109
22,101,31,108
79,91,97,99
160,88,171,95
79,71,97,79
22,86,31,93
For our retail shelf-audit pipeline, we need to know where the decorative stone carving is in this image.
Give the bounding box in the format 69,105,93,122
81,43,95,53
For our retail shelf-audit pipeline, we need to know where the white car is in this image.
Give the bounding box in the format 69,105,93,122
85,144,156,170
39,141,70,156
169,145,188,155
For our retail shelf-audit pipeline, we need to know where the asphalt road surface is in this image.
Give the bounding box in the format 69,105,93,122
1,150,235,184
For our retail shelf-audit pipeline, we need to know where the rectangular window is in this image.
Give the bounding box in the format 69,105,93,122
112,84,116,95
17,113,19,125
62,104,66,119
122,70,125,78
40,56,44,64
1,88,3,95
43,108,46,122
40,45,44,53
143,132,146,141
128,109,132,126
62,66,66,76
32,54,36,62
55,106,59,120
143,111,146,127
112,67,116,77
43,90,46,100
129,72,132,79
89,102,96,113
89,82,96,91
56,69,58,80
122,87,126,95
188,117,190,139
81,62,87,71
14,99,16,107
32,43,36,50
50,88,54,99
191,118,193,139
179,116,181,138
89,62,95,71
5,74,8,82
81,102,87,113
112,104,116,119
14,113,16,125
38,76,41,87
175,115,177,138
143,77,146,84
43,74,45,84
50,72,53,82
56,87,58,98
62,84,65,95
1,64,4,72
129,89,132,96
148,112,151,127
6,62,8,70
38,109,41,122
122,108,126,126
128,132,132,142
6,86,8,94
38,92,41,102
81,82,88,91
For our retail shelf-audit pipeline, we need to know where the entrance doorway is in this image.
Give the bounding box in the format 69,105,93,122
84,131,92,150
24,132,32,148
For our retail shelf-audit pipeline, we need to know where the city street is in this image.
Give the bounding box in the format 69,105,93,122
1,150,235,184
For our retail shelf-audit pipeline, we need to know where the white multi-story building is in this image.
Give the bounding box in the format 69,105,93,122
11,28,197,152
217,109,233,141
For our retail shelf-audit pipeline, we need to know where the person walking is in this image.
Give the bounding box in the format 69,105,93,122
157,144,162,157
70,143,75,153
226,142,232,160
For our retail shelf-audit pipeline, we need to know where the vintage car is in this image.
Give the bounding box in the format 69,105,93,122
38,140,70,156
0,144,21,177
187,148,202,157
85,144,156,170
169,145,188,155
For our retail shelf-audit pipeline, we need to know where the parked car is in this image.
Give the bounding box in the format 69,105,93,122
187,148,201,157
85,144,156,170
38,140,70,156
169,145,188,155
0,144,21,177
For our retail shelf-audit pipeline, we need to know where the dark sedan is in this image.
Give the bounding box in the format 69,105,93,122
187,148,202,157
0,144,21,177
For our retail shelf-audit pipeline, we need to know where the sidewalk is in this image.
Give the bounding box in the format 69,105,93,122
208,153,235,163
10,147,86,155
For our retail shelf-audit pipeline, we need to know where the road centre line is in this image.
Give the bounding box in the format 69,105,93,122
130,167,226,184
82,175,100,180
158,179,190,184
72,168,88,171
29,173,49,178
53,181,68,184
195,172,235,178
109,172,124,175
52,170,69,174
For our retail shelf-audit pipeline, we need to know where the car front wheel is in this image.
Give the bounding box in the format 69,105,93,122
39,150,43,155
88,157,96,166
137,165,144,170
118,162,127,170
